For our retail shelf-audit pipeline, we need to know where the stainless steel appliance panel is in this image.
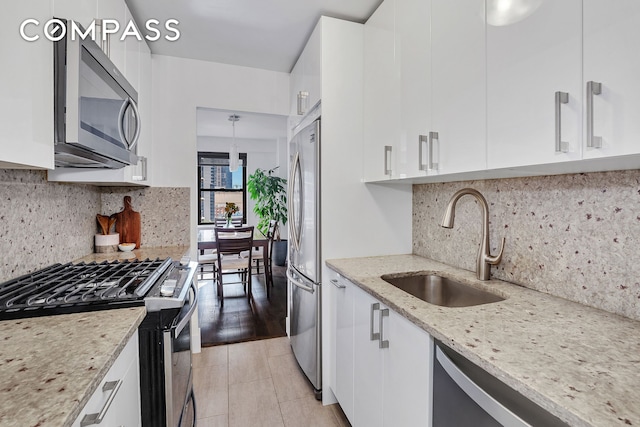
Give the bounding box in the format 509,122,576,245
289,119,320,283
164,281,197,427
433,343,568,427
287,268,321,394
53,19,139,168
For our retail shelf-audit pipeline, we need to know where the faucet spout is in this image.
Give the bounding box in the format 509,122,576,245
440,188,505,281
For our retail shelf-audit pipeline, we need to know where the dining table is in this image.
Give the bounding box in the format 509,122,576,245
197,227,272,295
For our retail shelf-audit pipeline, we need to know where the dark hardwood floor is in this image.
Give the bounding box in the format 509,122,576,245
197,263,288,346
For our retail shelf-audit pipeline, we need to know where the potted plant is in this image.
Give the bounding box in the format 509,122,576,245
247,166,288,266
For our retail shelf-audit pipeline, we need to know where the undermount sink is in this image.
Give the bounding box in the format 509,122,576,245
381,274,505,307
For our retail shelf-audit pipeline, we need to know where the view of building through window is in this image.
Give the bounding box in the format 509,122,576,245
198,152,247,224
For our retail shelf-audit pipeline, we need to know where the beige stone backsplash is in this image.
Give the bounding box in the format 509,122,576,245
413,170,640,321
0,169,189,282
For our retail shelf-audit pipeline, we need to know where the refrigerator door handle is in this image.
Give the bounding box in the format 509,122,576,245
287,267,315,294
289,151,302,252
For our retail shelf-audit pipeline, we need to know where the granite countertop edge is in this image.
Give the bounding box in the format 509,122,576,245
63,308,147,427
326,254,640,427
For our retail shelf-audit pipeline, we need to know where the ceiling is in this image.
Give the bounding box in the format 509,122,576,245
125,0,382,73
196,108,288,140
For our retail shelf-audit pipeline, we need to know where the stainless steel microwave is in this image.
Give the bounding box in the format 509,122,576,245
53,19,139,169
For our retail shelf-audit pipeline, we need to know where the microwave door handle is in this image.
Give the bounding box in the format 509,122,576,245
117,97,141,150
117,98,129,149
127,98,141,151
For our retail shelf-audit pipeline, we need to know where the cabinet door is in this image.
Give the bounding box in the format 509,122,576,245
124,5,140,92
363,0,400,181
583,0,640,158
383,309,432,427
487,0,582,169
431,0,486,175
353,285,384,427
0,0,54,169
304,22,322,112
331,275,355,423
52,0,98,29
72,331,140,427
396,0,432,178
96,0,126,72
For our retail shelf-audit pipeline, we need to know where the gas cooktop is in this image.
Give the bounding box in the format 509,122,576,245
0,258,174,320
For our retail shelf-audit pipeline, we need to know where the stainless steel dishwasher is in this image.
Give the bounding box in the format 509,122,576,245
433,342,568,427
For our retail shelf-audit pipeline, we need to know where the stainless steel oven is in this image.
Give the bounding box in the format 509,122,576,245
0,257,198,427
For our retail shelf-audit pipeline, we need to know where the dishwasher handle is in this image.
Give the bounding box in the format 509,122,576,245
435,346,531,427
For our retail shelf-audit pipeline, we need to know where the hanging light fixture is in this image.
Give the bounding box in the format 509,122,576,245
228,114,240,172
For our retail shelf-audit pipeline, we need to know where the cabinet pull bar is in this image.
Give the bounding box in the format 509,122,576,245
80,380,123,426
428,131,439,171
419,135,428,171
379,308,389,348
297,91,309,116
586,81,602,148
370,303,380,341
330,279,346,289
384,145,392,176
554,91,569,153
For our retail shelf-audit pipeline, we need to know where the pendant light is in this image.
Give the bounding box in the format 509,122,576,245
228,114,240,172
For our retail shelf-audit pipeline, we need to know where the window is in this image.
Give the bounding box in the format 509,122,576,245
198,152,247,225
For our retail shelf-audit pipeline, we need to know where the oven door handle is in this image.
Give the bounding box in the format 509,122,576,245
175,281,198,337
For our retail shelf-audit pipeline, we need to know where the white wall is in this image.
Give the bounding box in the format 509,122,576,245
197,136,288,236
151,55,290,257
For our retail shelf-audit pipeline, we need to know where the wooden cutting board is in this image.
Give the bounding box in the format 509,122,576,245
112,196,141,248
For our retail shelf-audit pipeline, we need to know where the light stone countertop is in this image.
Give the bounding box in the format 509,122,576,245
75,245,190,264
0,307,146,427
0,246,189,427
326,255,640,427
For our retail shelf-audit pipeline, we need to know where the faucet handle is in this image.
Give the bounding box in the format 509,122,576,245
486,237,505,265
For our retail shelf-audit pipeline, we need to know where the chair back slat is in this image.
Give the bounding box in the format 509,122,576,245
215,226,254,255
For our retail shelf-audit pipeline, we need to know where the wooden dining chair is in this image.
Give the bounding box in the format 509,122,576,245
214,226,254,306
244,220,277,291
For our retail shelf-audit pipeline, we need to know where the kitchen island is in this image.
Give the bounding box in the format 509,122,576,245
327,255,640,427
0,245,190,427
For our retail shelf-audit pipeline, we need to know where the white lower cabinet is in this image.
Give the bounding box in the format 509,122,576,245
72,331,141,427
330,271,432,427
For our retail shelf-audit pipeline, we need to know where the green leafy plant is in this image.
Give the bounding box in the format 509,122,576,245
247,167,287,237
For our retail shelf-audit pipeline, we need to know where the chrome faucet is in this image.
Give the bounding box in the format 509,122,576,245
440,188,505,281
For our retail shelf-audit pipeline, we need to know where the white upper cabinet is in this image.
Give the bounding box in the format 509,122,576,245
363,0,400,181
289,21,321,125
396,0,432,178
124,6,140,92
430,0,487,175
96,0,126,74
53,0,98,28
582,0,640,159
487,0,582,169
0,1,55,169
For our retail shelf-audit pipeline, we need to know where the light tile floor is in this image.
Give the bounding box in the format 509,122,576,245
193,337,351,427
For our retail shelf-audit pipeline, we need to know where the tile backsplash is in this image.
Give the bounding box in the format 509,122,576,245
0,170,189,282
413,170,640,321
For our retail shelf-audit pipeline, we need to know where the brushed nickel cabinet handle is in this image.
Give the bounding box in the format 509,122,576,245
419,134,428,171
384,145,392,176
330,279,346,289
555,91,569,153
586,81,602,148
379,308,389,349
429,131,439,171
80,380,123,426
370,303,380,341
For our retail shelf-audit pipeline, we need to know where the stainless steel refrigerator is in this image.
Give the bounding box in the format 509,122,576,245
287,118,322,399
